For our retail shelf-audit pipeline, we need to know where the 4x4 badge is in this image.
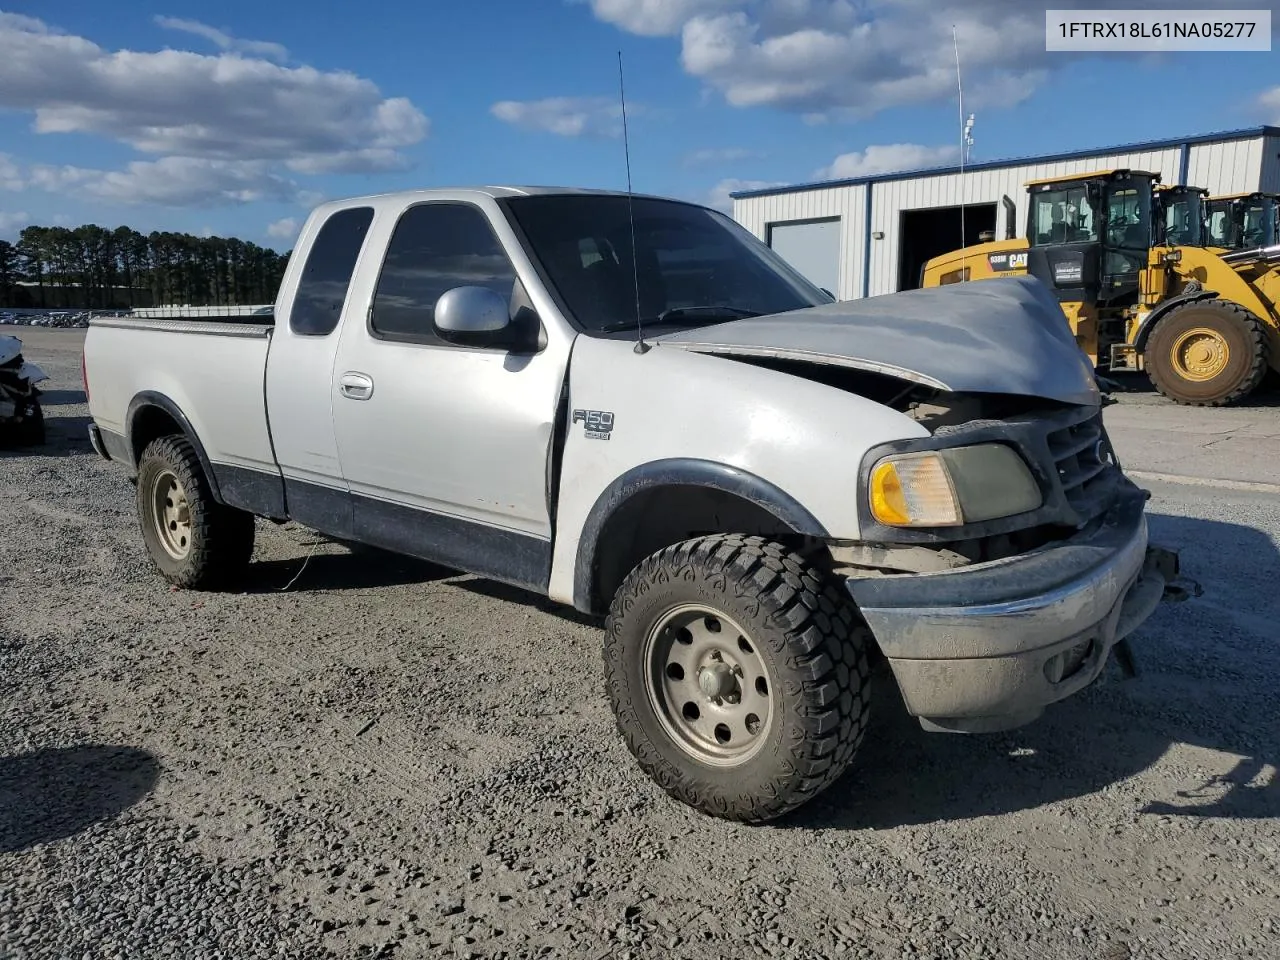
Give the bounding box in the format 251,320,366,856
572,409,614,440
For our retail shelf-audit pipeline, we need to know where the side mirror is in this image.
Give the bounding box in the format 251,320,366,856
433,286,511,341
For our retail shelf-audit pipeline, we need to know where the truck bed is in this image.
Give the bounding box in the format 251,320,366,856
84,317,279,477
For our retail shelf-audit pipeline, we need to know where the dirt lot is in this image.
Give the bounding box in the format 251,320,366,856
2,328,1278,960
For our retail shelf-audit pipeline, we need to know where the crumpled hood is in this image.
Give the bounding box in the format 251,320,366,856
656,276,1100,407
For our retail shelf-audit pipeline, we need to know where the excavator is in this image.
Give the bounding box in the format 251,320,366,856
1205,191,1279,250
921,169,1277,405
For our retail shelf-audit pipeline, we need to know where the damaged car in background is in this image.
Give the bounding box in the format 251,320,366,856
0,334,48,447
82,187,1200,822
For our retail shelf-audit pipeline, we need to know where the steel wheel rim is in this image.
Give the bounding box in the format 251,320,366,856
1170,326,1230,382
151,468,193,561
642,603,774,767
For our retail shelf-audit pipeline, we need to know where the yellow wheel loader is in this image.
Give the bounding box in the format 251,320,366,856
922,170,1277,406
1205,191,1279,250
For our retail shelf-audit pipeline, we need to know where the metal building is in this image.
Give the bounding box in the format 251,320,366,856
731,125,1280,301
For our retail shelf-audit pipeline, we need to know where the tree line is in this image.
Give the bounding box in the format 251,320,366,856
0,224,290,310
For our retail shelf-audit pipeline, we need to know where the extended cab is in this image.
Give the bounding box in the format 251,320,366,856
83,187,1189,822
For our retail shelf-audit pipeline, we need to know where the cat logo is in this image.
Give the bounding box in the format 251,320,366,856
987,251,1028,272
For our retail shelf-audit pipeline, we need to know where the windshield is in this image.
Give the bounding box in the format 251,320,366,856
1163,195,1204,246
1102,178,1153,279
1207,201,1233,246
500,195,831,334
1240,199,1276,248
1030,185,1097,246
1206,197,1276,249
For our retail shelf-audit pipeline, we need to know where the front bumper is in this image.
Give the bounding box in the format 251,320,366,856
847,492,1175,733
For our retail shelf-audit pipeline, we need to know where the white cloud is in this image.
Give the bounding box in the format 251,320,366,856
706,177,786,212
815,143,959,181
267,217,299,240
586,0,737,36
0,154,23,190
491,97,628,138
1259,85,1280,120
28,157,301,207
0,12,429,187
154,16,288,63
589,0,1134,120
0,209,30,239
684,146,761,166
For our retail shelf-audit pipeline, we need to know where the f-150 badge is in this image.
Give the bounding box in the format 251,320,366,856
573,409,614,440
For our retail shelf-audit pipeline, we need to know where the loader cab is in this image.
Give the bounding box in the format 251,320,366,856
1025,169,1157,308
1205,192,1280,250
1155,185,1209,247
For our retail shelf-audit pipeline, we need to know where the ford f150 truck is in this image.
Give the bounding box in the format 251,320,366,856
82,186,1189,822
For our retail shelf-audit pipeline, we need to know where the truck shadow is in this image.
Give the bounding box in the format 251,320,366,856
1106,371,1280,406
243,545,457,593
0,745,159,853
38,388,87,406
786,510,1279,829
447,576,603,628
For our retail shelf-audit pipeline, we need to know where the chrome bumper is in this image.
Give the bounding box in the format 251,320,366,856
847,493,1174,733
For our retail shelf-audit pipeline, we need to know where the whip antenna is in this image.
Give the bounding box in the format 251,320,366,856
618,50,648,353
953,25,968,282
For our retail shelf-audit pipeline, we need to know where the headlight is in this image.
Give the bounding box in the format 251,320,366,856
869,444,1042,528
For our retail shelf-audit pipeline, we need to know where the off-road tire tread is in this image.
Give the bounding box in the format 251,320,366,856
604,534,871,823
1147,299,1268,406
136,435,255,589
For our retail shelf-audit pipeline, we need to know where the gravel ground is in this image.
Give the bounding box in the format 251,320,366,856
2,329,1278,960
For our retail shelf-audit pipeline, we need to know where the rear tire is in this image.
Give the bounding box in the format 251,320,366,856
1145,299,1267,406
604,534,872,822
136,435,255,589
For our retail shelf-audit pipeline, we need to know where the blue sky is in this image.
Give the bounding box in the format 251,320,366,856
2,0,1279,250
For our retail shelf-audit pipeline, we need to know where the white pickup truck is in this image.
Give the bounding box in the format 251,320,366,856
83,186,1188,822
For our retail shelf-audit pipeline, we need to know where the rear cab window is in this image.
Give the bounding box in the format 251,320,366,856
290,206,375,336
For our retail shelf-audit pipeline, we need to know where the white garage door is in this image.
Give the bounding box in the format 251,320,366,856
768,218,840,296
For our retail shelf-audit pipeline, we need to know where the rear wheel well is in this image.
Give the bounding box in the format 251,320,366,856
587,485,821,615
129,405,184,466
127,402,223,503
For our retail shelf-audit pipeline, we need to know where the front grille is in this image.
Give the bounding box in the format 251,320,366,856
1046,413,1121,524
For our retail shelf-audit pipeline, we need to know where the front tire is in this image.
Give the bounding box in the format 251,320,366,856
1145,299,1267,406
136,435,255,589
604,535,872,822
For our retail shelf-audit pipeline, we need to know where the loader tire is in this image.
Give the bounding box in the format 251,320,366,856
1146,299,1268,406
604,534,872,823
136,435,255,589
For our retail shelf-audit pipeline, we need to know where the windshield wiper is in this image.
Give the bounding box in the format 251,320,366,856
597,305,760,333
655,305,760,324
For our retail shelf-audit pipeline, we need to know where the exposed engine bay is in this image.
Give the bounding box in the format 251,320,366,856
719,352,1131,577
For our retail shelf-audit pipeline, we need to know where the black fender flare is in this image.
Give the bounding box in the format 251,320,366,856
572,457,829,612
1133,286,1219,354
125,391,224,503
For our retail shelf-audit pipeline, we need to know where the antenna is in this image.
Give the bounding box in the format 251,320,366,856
618,50,648,354
953,25,968,282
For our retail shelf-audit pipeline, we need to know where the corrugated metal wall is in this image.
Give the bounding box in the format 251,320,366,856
1258,135,1280,193
866,147,1182,296
1185,137,1265,194
731,185,865,299
733,134,1269,301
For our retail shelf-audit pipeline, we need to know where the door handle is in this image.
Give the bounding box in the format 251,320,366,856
339,372,374,401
